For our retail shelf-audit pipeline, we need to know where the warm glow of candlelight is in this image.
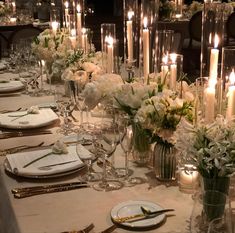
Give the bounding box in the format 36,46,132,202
105,35,114,46
170,53,177,63
162,55,168,64
70,29,76,37
229,69,235,85
127,11,134,20
214,34,219,48
64,1,69,8
77,4,81,13
143,17,148,28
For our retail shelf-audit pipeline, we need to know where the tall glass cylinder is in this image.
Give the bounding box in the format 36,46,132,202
200,2,226,79
50,7,61,35
173,0,183,20
101,24,116,73
123,0,139,70
139,0,159,83
74,0,85,45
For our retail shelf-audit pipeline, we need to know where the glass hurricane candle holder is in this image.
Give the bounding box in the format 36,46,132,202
139,0,159,83
101,23,116,74
200,2,226,78
75,0,85,44
50,7,60,35
123,0,139,77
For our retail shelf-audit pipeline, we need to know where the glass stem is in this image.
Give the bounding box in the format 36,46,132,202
125,151,129,179
102,154,107,187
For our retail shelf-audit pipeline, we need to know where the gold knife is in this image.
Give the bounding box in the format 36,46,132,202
113,208,175,223
14,184,89,198
12,181,87,194
0,130,52,139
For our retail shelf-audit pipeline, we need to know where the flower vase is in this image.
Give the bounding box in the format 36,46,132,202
153,141,177,181
202,176,230,195
131,122,151,166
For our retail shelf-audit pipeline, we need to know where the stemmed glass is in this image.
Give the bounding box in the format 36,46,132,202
117,113,145,186
76,133,102,182
92,130,123,192
55,83,76,135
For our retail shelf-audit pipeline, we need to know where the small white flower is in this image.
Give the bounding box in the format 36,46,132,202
52,140,68,154
27,106,39,114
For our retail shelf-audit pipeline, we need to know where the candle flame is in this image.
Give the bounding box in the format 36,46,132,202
208,78,217,88
229,69,235,85
214,34,219,48
105,36,114,46
64,1,69,8
170,53,177,63
51,21,59,30
143,17,148,28
127,11,134,20
209,33,212,44
70,29,76,37
12,1,15,7
162,55,168,65
81,27,86,34
77,4,81,13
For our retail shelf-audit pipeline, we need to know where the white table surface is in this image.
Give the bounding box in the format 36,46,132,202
0,72,234,233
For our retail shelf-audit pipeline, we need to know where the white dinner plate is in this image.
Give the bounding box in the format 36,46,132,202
0,80,24,93
4,144,86,179
0,108,59,129
111,200,166,229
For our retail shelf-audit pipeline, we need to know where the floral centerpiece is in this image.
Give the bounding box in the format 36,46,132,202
0,2,10,17
31,29,76,83
174,115,235,192
159,0,175,20
114,75,194,171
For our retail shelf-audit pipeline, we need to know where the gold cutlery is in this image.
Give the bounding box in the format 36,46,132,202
0,130,52,139
113,208,175,223
0,142,44,156
38,160,79,170
13,183,90,198
100,208,175,233
12,181,87,194
0,107,23,114
61,223,95,233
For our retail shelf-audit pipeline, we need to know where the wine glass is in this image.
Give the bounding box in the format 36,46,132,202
76,133,102,182
117,113,146,186
55,84,76,135
92,130,123,192
207,217,233,233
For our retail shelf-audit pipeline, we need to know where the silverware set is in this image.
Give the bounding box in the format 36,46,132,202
0,129,52,139
12,181,89,198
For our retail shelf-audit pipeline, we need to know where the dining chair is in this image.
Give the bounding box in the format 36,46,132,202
8,26,42,49
188,11,202,49
0,33,8,58
226,11,235,46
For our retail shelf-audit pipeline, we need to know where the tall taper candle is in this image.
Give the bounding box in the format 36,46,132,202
127,11,134,62
209,34,219,81
226,70,235,122
143,17,149,82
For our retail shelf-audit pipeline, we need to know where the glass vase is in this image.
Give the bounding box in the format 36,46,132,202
153,141,177,181
131,122,151,166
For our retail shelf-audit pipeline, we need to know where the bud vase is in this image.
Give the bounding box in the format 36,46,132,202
153,141,177,181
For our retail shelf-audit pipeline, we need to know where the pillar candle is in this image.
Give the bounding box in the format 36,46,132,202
204,85,215,123
226,70,235,122
51,21,59,35
127,11,134,62
70,29,77,49
12,1,16,14
81,28,88,53
209,34,219,81
143,17,149,82
170,53,177,90
161,55,169,84
76,4,82,44
106,36,114,73
64,1,69,28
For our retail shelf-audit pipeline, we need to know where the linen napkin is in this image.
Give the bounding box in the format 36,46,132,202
6,145,85,176
0,108,58,129
0,80,24,93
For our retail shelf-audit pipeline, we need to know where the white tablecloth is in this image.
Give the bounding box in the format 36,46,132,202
0,72,234,233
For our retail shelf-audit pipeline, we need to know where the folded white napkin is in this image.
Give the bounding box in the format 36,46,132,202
0,108,58,129
76,144,93,160
6,145,84,176
0,80,24,93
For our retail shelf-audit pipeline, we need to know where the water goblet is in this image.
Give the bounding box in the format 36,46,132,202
92,131,123,192
76,134,102,182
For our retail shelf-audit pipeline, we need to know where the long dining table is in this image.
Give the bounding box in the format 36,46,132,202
0,71,234,233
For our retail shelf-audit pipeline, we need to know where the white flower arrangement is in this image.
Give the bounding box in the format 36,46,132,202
32,29,74,63
83,73,123,110
0,2,10,17
174,116,235,178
